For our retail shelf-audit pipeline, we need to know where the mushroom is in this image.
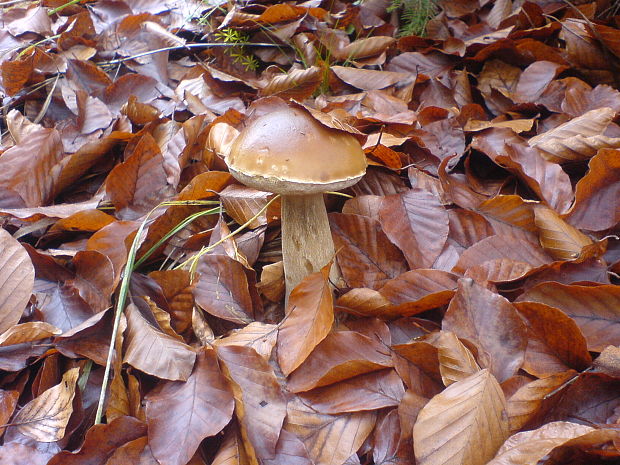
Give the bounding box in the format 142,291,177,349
225,101,367,301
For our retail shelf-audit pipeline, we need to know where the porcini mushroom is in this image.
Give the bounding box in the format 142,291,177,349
225,102,367,301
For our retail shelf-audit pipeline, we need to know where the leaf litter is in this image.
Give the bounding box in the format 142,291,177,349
0,0,619,464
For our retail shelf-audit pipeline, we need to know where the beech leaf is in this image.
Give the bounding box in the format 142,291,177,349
413,369,509,465
277,264,334,376
13,367,79,442
0,227,35,334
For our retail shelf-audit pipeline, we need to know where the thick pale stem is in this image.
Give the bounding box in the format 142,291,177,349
281,194,338,303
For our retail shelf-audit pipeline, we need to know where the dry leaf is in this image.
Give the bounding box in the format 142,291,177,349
277,264,333,376
413,369,509,465
13,367,79,442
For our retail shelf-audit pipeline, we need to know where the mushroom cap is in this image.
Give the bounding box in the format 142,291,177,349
226,105,367,195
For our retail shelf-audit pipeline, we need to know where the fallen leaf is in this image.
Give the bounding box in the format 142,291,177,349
123,300,196,381
13,367,79,442
413,369,509,465
277,264,333,376
443,279,527,382
216,344,287,463
0,228,35,334
146,347,234,465
518,282,620,351
285,396,376,465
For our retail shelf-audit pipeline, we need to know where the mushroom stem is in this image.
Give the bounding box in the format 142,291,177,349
281,193,338,303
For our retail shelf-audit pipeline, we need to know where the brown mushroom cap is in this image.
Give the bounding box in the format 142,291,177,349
226,105,367,195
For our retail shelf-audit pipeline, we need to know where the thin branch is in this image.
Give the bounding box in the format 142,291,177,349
97,42,288,66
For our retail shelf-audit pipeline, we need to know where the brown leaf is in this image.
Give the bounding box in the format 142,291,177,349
593,345,620,378
329,213,407,289
477,195,537,233
120,95,160,125
13,368,79,442
54,309,113,365
0,124,63,207
534,206,593,261
47,416,147,465
427,330,480,386
106,133,173,219
105,436,157,465
257,262,285,304
515,301,592,377
287,330,393,393
219,184,280,229
453,234,552,275
260,66,322,100
487,421,602,465
528,107,619,163
0,322,60,346
564,148,620,231
506,371,577,433
216,345,287,463
146,347,234,465
338,36,395,61
0,390,19,438
335,288,392,318
123,301,196,381
379,269,459,317
331,67,409,91
443,279,527,382
193,254,255,324
285,396,375,465
391,340,443,398
379,189,449,269
1,55,34,96
372,409,414,465
299,369,404,414
215,322,278,360
518,282,620,351
413,370,509,465
499,144,574,214
211,423,249,465
0,227,34,334
263,429,313,465
50,209,115,233
514,60,567,102
277,264,333,376
66,59,112,97
75,90,113,134
148,269,194,334
87,220,139,286
70,250,115,313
